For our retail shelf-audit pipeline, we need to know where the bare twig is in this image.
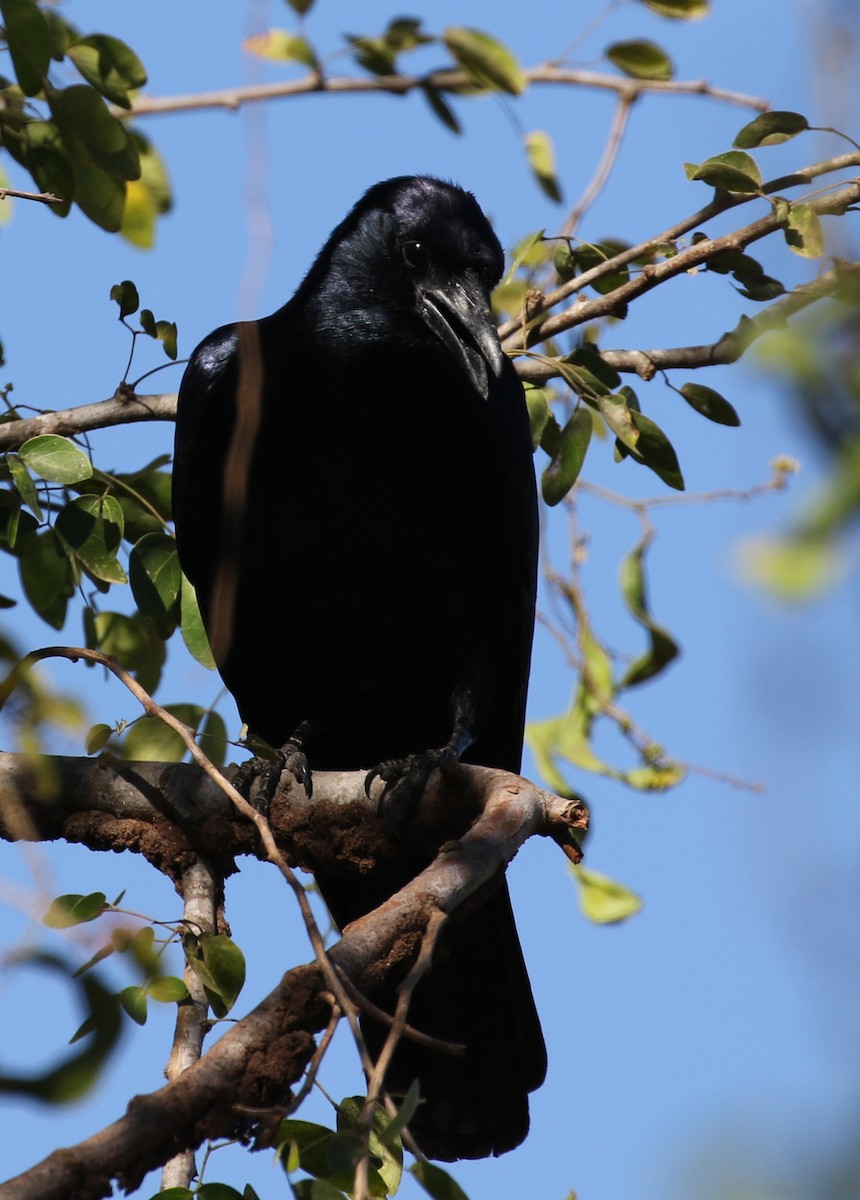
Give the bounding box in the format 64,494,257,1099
559,90,637,240
0,188,62,206
122,64,768,120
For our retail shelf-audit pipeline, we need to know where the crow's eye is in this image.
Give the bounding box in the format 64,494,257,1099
400,240,431,270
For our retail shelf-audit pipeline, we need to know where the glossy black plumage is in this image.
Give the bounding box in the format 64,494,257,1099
172,176,544,1160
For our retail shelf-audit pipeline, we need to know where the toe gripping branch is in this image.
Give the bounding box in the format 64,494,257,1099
234,719,315,813
364,719,474,829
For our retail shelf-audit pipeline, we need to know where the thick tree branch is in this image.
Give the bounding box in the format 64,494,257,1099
0,393,176,452
0,751,587,1200
122,64,768,120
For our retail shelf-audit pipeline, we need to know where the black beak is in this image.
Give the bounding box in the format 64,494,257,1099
417,269,506,400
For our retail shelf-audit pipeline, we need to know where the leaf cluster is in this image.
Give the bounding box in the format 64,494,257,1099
0,0,170,240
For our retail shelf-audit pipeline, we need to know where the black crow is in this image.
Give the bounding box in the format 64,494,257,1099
172,176,544,1160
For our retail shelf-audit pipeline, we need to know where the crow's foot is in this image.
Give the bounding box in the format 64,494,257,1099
234,723,313,815
365,745,459,829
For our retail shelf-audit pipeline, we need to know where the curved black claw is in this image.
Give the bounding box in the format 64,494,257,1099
365,745,457,829
234,725,313,815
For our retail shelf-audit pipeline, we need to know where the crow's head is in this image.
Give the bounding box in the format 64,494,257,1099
305,176,508,399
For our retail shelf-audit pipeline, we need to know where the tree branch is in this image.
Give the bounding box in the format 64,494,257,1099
515,262,860,384
498,151,860,347
0,393,177,452
122,64,768,120
0,751,587,1200
508,174,860,350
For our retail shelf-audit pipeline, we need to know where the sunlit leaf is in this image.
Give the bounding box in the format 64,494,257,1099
18,434,92,484
443,27,526,94
244,30,318,68
147,976,190,1003
572,865,643,924
685,150,762,193
184,932,245,1017
85,722,113,754
784,203,824,258
641,0,708,16
44,892,107,928
180,573,216,668
524,130,562,203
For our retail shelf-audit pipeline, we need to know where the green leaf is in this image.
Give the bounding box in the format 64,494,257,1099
244,30,319,68
147,976,191,1003
18,434,92,484
411,1160,470,1200
129,532,181,617
337,1095,403,1194
140,309,178,359
421,84,461,134
286,0,315,12
564,347,622,392
85,723,113,754
618,534,680,687
47,84,140,180
21,122,74,217
541,407,592,505
553,242,575,281
121,702,200,763
597,392,639,450
606,39,673,81
6,452,42,520
737,534,839,599
685,150,762,193
150,1190,193,1200
735,275,784,302
443,27,526,94
110,279,139,318
785,203,824,258
180,573,216,669
0,0,52,95
524,130,562,203
641,0,708,15
19,530,74,629
54,494,127,583
119,985,148,1025
44,892,107,928
68,152,125,232
66,35,147,109
679,382,740,426
121,132,172,248
572,240,630,294
572,865,643,924
291,1182,349,1200
733,110,809,149
185,932,246,1017
199,708,228,769
524,385,550,450
0,954,122,1100
628,410,685,490
197,1186,247,1200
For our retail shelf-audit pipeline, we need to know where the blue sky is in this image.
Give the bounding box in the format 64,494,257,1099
1,2,859,1198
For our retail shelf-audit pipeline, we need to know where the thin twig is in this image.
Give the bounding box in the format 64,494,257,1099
0,188,62,205
560,90,637,240
122,64,769,120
